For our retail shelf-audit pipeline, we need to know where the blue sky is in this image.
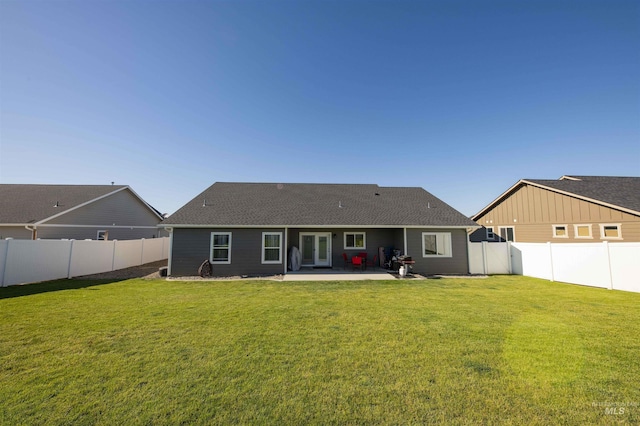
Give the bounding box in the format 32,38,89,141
1,0,638,216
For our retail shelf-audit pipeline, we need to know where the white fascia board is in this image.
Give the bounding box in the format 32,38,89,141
471,179,640,219
34,224,160,229
124,186,165,220
37,186,164,225
523,180,640,217
36,187,129,224
161,224,479,229
471,180,525,221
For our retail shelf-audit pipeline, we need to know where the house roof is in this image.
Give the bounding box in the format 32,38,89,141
0,184,163,224
163,182,478,228
472,175,640,220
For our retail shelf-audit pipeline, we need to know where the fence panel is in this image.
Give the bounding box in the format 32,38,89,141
485,242,510,274
468,242,485,274
142,238,164,264
551,243,610,289
69,240,115,278
2,240,72,286
113,240,143,270
608,243,640,293
510,243,553,280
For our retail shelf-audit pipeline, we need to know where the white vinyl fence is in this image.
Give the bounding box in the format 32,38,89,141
0,237,169,287
469,241,640,293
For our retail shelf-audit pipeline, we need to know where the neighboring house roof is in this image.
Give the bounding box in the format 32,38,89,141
164,182,478,228
0,184,164,224
472,175,640,220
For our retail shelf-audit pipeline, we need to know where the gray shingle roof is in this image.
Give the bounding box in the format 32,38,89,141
0,184,128,224
526,176,640,213
164,183,477,227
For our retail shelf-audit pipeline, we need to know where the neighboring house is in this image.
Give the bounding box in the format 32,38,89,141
0,184,165,240
470,176,640,243
161,182,479,277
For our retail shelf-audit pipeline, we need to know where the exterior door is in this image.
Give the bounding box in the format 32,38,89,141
300,233,331,266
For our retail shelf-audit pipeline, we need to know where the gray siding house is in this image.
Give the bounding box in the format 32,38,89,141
0,184,165,240
162,183,479,277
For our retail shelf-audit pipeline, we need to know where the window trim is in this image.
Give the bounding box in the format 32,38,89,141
344,232,366,250
498,226,516,242
421,232,453,258
600,223,622,240
261,232,283,264
486,227,495,240
552,224,568,239
574,224,593,239
210,232,232,264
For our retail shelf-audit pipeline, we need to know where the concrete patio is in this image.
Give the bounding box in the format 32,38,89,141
282,267,403,281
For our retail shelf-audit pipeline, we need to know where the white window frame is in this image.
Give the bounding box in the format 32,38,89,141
600,223,622,240
97,230,108,241
422,232,453,258
552,224,568,239
574,224,593,239
486,227,495,240
210,232,232,264
344,232,366,250
498,226,516,242
262,232,283,264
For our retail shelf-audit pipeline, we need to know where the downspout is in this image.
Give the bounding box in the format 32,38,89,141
165,227,173,276
25,225,37,240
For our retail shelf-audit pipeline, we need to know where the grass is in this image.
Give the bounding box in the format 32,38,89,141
1,276,639,425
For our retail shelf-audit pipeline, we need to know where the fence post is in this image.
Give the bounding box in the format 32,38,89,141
481,241,488,274
548,242,555,282
1,239,10,287
67,240,75,279
111,240,117,271
140,238,145,265
507,241,512,274
604,241,614,290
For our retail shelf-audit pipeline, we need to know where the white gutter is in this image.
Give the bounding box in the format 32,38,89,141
160,224,481,230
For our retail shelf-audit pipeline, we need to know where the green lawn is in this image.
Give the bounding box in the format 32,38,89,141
1,276,639,425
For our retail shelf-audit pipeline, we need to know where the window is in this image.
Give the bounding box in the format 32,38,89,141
422,232,452,257
486,227,495,240
552,225,568,238
574,224,592,239
262,232,283,264
600,224,621,239
97,230,108,241
344,232,366,249
499,226,515,242
210,232,232,264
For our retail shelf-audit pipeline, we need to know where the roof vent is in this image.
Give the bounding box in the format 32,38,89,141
338,201,343,208
53,201,60,208
375,192,380,196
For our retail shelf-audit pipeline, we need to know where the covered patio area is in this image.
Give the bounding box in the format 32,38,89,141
282,267,398,281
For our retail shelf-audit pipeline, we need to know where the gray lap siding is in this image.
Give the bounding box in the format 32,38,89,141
287,228,404,267
170,228,285,277
406,228,469,274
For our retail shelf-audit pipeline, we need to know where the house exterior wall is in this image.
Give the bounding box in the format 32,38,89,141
171,227,471,277
170,228,286,277
0,226,32,240
287,228,403,268
471,184,640,243
35,226,160,240
47,189,161,227
406,228,469,274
